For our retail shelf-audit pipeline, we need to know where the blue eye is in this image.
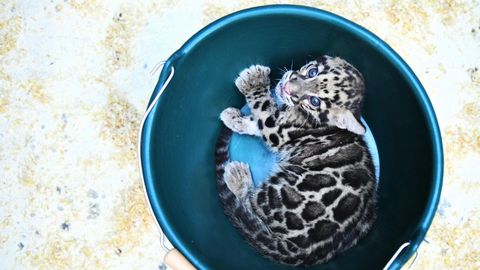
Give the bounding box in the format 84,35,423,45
309,96,321,106
308,68,318,78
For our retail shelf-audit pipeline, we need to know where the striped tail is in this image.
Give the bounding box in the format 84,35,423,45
215,127,268,236
215,127,302,266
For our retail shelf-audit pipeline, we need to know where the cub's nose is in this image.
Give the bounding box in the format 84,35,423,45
284,81,291,95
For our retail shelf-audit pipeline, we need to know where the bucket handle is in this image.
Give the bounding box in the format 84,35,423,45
383,242,411,270
139,65,413,270
138,65,197,270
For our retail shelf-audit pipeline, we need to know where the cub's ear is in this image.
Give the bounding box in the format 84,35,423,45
328,109,366,135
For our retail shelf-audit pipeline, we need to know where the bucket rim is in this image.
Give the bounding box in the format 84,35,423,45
142,5,444,269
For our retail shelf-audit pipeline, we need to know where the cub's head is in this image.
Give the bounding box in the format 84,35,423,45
275,55,366,134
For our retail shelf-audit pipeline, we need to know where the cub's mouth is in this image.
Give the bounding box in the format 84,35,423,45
275,71,295,107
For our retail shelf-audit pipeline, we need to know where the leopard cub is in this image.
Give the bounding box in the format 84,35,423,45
216,56,376,266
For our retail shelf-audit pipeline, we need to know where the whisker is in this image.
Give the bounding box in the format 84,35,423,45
300,114,309,129
313,114,320,128
298,105,310,129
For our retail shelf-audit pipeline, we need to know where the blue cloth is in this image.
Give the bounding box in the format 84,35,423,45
228,92,380,187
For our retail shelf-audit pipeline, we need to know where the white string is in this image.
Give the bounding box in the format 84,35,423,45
150,61,166,76
383,242,411,270
138,65,175,252
408,250,419,269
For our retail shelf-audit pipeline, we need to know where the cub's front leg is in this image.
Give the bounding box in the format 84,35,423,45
220,65,276,137
235,65,286,150
234,65,276,116
220,107,261,136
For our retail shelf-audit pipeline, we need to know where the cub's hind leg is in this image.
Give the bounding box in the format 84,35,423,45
223,161,254,200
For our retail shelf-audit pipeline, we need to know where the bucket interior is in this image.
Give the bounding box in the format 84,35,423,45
142,6,441,270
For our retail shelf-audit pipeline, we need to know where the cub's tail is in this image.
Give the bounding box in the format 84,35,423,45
215,127,302,266
215,127,268,235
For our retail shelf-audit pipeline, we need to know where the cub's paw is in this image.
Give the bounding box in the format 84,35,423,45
224,161,253,199
235,65,271,95
220,107,260,136
220,107,242,129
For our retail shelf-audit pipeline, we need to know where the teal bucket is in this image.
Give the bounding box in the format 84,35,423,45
140,5,443,270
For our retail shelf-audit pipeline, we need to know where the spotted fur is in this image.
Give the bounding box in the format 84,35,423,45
216,56,377,266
